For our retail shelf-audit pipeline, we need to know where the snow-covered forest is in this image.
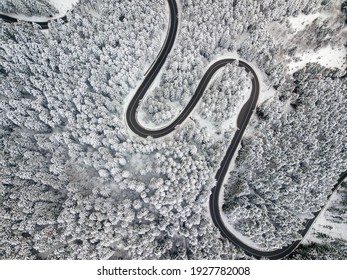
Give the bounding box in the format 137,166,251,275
0,0,346,259
289,181,347,259
223,63,347,249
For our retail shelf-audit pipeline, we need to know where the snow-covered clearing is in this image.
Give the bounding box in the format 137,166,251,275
306,219,347,244
287,12,329,32
304,184,347,245
269,8,347,75
288,45,346,74
49,0,78,15
287,0,344,33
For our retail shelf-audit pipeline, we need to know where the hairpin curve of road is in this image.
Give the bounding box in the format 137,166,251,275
0,12,67,29
126,0,347,260
2,0,346,260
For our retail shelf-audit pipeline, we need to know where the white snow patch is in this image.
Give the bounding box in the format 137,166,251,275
304,184,347,245
287,13,328,32
1,0,78,22
305,220,347,245
288,45,346,74
53,0,77,11
49,0,78,15
257,74,276,105
281,99,295,114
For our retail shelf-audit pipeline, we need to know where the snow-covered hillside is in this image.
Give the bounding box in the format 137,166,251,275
0,0,346,260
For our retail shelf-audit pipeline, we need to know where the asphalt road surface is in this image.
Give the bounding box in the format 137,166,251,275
0,12,67,29
125,0,347,259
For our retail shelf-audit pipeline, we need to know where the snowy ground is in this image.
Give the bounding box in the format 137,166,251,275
49,0,79,15
288,45,346,74
287,12,330,32
303,184,347,245
1,0,78,22
269,8,347,76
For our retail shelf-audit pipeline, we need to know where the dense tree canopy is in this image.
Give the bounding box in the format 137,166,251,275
0,0,346,259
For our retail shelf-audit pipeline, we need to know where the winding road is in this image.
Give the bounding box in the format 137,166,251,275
0,12,67,29
2,0,346,260
127,0,347,259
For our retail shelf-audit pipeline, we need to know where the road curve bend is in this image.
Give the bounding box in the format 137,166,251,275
126,0,347,259
0,12,67,29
